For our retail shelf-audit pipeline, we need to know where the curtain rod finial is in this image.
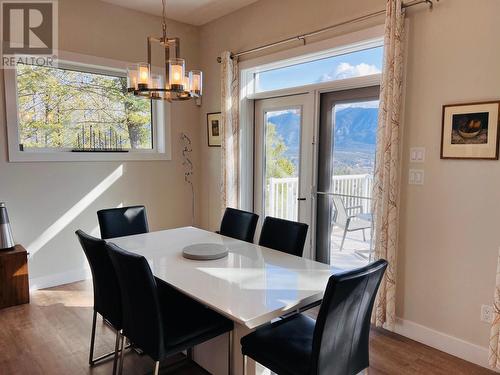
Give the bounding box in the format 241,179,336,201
217,54,235,63
426,0,439,10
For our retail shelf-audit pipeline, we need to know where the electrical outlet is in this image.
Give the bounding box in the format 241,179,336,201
408,169,424,185
481,304,494,324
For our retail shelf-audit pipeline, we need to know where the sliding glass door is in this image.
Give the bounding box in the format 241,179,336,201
316,86,380,265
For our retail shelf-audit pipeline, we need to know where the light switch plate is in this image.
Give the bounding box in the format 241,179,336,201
481,305,494,324
409,169,424,185
410,147,425,163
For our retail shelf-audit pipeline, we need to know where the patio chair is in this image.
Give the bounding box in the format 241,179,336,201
332,195,372,252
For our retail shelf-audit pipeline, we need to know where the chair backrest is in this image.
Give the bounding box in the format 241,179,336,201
97,206,149,239
258,216,308,257
106,242,164,361
75,230,122,329
219,207,259,243
310,259,388,375
332,195,348,226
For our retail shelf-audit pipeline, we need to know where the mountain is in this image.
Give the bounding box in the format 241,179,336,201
267,107,378,153
267,107,378,174
267,111,300,156
333,107,378,149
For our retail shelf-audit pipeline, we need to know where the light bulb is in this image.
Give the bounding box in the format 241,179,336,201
168,58,185,91
189,70,202,95
137,63,150,89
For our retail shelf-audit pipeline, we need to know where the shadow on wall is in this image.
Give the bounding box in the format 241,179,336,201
5,164,127,288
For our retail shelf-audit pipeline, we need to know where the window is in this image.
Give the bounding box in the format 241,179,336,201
254,46,383,93
17,63,152,150
5,55,171,162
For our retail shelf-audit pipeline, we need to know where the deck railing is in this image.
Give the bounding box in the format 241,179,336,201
266,174,373,221
267,177,300,220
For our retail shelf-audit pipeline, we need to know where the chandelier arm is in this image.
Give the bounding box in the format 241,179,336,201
147,36,152,66
165,40,170,87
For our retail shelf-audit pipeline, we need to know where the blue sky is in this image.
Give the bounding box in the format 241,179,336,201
256,46,383,92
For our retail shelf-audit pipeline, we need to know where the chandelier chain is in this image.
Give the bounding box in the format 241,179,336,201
161,0,167,40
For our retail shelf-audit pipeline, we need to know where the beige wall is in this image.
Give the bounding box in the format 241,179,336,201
398,0,500,348
198,0,499,353
0,0,202,285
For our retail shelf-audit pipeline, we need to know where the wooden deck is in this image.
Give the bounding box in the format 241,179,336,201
330,225,372,269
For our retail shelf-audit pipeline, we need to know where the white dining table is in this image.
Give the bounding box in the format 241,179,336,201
109,226,343,375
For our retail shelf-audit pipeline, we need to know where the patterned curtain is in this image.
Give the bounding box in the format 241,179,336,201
220,51,240,213
372,0,406,331
489,249,500,368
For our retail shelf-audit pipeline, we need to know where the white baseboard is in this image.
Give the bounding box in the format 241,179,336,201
395,317,496,372
29,267,91,291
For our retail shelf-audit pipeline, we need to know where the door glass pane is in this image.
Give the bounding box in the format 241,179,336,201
330,100,378,264
264,108,301,220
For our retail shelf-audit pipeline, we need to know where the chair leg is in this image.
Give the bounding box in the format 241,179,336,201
187,347,193,360
242,355,247,375
362,229,366,242
228,331,233,375
153,361,160,375
369,229,374,262
339,226,348,252
112,330,120,375
118,331,125,375
88,310,97,365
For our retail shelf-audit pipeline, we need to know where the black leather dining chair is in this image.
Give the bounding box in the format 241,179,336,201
106,243,234,375
218,207,259,243
75,230,124,374
259,216,309,257
97,205,149,240
241,259,388,375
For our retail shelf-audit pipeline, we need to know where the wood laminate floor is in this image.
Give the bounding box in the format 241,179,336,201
0,280,494,375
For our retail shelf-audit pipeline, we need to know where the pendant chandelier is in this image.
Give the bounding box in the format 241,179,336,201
126,0,202,102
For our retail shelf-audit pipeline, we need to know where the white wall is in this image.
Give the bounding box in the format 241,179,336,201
197,0,500,367
0,0,202,288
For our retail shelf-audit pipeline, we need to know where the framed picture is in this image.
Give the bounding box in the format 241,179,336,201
441,101,500,159
207,112,222,147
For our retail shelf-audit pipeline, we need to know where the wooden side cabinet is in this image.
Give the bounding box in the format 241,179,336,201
0,245,29,309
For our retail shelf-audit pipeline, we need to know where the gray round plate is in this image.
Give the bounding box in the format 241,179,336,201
182,243,229,261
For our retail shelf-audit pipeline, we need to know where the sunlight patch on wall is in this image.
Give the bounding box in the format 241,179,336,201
27,165,124,255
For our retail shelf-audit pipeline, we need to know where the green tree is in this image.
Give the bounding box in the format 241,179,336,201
16,64,152,149
265,122,295,179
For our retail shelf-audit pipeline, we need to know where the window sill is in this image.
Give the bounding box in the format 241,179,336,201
8,150,172,162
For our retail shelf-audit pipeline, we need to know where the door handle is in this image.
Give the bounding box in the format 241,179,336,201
297,198,307,201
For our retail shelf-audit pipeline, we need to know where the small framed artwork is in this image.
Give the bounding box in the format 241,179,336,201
441,101,500,159
207,112,222,147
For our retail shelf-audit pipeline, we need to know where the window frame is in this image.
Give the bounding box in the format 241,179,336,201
4,51,172,162
238,25,385,212
241,32,384,99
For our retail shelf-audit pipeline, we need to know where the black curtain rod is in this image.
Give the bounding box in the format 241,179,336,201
216,0,438,63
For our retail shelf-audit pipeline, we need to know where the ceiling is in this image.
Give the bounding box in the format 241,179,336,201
101,0,260,26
